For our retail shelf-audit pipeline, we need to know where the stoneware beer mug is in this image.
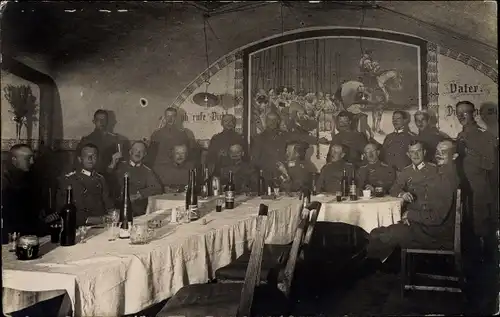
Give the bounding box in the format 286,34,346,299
362,189,371,199
16,235,40,260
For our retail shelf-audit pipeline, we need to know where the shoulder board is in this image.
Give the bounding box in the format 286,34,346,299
408,131,417,136
95,172,104,178
478,127,487,132
359,164,368,169
142,165,152,171
380,162,389,167
403,164,413,170
65,171,76,177
345,162,353,166
105,131,118,137
427,162,436,167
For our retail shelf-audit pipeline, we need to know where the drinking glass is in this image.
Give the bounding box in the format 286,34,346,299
77,226,89,243
105,216,119,241
8,232,18,252
335,191,342,202
216,199,224,212
130,223,154,245
273,187,280,197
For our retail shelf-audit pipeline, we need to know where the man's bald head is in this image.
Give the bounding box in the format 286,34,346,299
435,139,458,166
10,144,34,172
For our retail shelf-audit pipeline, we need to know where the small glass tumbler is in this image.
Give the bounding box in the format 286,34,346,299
77,226,90,243
106,217,119,241
8,232,18,252
336,191,342,202
273,187,280,197
216,199,224,212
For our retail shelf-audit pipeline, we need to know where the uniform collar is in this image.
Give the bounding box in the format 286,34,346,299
129,161,142,167
413,162,425,170
80,169,94,177
395,129,404,134
367,160,380,166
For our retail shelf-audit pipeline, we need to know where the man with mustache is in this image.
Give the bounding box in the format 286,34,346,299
455,100,497,262
357,142,396,195
382,110,416,171
366,140,457,269
109,141,162,216
160,143,196,193
219,143,256,194
206,114,246,172
414,110,447,163
330,111,368,168
316,143,355,193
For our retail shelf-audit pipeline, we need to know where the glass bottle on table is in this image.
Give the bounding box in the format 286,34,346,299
341,168,349,197
188,169,199,221
201,166,212,199
257,169,266,197
119,173,133,239
225,171,235,209
60,185,77,246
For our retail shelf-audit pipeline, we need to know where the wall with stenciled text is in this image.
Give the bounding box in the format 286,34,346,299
436,52,498,138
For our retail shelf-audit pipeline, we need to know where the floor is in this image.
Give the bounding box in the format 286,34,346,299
7,224,499,317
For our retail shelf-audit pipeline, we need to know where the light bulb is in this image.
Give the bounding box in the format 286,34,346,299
204,96,208,102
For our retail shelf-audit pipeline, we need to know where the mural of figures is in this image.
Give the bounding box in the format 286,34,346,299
248,36,423,170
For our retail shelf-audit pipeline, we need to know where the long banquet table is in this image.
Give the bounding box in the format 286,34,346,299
2,196,302,316
3,194,403,316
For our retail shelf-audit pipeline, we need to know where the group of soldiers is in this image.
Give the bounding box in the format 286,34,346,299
2,101,498,264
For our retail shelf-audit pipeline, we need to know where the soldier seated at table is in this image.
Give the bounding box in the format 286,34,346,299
330,111,368,168
316,143,355,193
159,143,195,193
108,141,162,216
57,143,116,227
382,110,416,172
219,143,256,194
276,141,315,192
357,142,395,195
366,140,458,268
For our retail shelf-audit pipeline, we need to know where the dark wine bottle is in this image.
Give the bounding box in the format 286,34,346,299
257,169,265,196
349,178,358,201
60,185,77,246
225,171,235,209
185,169,192,210
188,169,199,220
119,173,133,239
341,168,349,197
201,167,212,198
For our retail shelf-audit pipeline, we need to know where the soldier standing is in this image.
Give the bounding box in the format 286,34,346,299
109,141,162,216
317,144,355,193
357,143,396,194
382,111,416,171
455,101,497,261
330,111,368,168
76,110,122,177
57,143,115,227
414,110,446,163
206,114,246,172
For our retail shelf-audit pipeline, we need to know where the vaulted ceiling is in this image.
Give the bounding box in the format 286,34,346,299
1,1,497,70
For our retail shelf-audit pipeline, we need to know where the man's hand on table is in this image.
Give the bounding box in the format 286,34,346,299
401,210,410,226
398,192,414,203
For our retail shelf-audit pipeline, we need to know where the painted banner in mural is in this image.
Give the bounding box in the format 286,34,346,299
248,36,422,168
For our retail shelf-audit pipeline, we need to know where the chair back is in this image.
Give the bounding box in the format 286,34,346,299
453,189,463,255
302,201,322,246
236,204,269,317
279,207,311,297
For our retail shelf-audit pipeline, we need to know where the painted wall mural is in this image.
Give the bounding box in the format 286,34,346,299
436,53,498,139
246,34,425,169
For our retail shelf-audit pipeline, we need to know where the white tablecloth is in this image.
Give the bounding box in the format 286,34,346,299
2,196,301,316
316,196,403,233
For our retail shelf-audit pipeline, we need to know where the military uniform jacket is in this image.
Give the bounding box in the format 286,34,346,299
57,169,115,226
357,161,395,194
77,130,120,175
157,161,195,189
206,130,246,170
390,162,455,227
457,122,496,204
149,125,198,167
281,161,314,192
417,126,446,163
219,161,257,194
382,129,415,171
317,160,355,193
250,129,287,177
330,130,368,167
114,161,162,216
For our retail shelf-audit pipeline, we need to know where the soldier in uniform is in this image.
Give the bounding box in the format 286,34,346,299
435,139,460,192
109,141,162,216
382,110,416,171
455,101,497,260
57,143,116,227
277,141,315,192
148,107,200,169
219,144,257,194
330,111,368,168
317,143,355,193
357,143,396,194
76,110,122,177
159,143,195,192
250,112,288,180
414,110,446,163
366,140,458,264
1,144,46,242
206,114,246,172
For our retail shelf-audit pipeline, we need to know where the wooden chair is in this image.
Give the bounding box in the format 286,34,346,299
215,201,322,284
401,189,466,297
156,204,287,317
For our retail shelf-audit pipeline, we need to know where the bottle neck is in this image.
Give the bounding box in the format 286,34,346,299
228,171,234,183
123,176,130,199
66,187,73,204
